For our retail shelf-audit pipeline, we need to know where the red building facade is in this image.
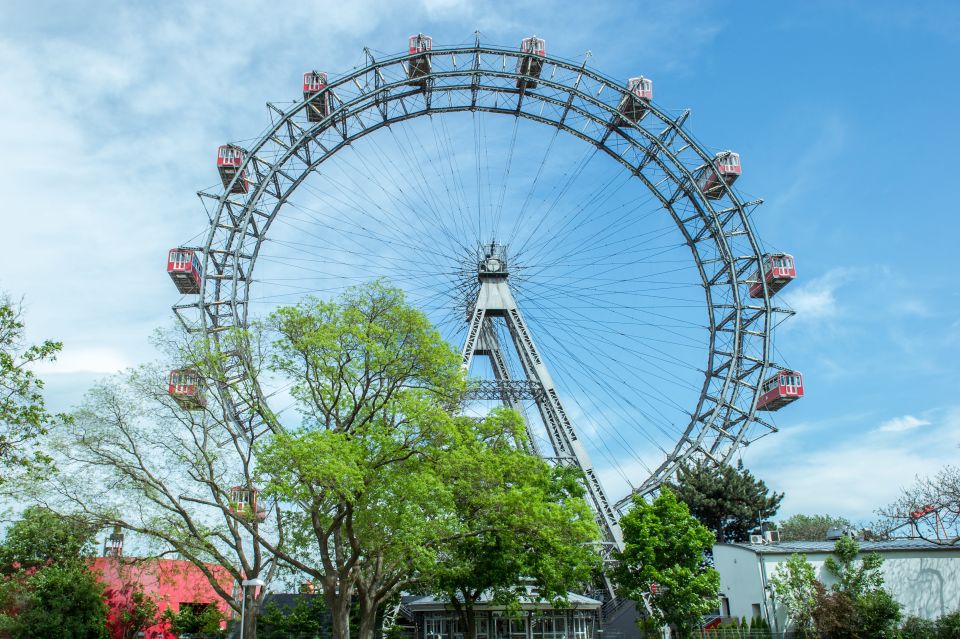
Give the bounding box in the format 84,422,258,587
91,557,234,639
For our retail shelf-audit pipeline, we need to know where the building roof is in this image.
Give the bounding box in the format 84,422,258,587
407,588,601,611
720,539,960,555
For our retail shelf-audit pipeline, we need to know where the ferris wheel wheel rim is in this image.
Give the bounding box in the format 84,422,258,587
181,41,779,504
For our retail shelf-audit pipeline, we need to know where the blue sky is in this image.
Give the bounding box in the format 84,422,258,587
2,0,959,522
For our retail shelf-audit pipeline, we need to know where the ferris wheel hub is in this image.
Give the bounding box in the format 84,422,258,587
478,241,508,280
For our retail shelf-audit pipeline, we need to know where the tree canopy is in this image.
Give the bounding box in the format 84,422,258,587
253,282,602,639
51,335,282,639
426,408,601,639
669,459,783,543
0,506,98,571
0,294,66,482
770,553,818,638
612,487,720,636
778,514,853,542
0,507,108,638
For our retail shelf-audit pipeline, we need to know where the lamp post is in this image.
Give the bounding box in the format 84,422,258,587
240,578,265,639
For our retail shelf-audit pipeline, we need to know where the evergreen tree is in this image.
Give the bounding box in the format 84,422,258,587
669,459,783,543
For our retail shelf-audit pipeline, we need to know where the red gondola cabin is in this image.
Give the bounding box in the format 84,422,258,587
407,34,433,87
303,71,331,123
229,487,266,522
749,253,796,298
516,36,546,89
167,248,202,294
756,370,803,411
168,369,206,410
696,151,741,200
617,76,653,123
217,145,248,194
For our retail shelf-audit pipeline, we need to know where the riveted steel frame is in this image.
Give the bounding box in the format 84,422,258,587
177,42,780,526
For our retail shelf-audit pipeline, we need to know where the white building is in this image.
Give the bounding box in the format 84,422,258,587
713,539,960,634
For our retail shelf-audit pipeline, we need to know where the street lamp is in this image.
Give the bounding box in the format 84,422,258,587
240,578,266,639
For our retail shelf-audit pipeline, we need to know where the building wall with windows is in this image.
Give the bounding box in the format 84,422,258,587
408,592,601,639
713,539,960,634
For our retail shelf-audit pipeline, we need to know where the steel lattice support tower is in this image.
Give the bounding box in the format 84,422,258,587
461,243,624,552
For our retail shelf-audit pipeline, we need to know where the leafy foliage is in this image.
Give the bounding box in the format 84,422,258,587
853,589,901,638
0,562,109,638
104,582,160,639
426,408,601,639
0,506,98,572
811,581,857,638
824,536,885,598
669,459,783,543
255,282,469,639
0,507,108,637
256,595,327,639
54,332,281,637
162,603,226,637
0,294,67,480
612,487,720,635
769,553,818,637
777,513,853,541
900,615,937,639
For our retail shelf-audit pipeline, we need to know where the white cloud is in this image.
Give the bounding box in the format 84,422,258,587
877,414,929,433
33,345,131,375
743,408,960,521
780,268,854,321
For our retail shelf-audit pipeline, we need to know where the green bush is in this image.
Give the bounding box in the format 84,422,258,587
901,615,937,639
937,610,960,638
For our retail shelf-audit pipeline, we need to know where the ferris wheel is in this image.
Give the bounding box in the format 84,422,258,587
165,33,803,556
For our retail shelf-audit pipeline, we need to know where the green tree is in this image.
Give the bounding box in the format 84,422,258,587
824,536,884,598
51,342,281,639
0,508,108,638
769,553,818,638
612,487,720,637
820,537,900,638
253,282,468,639
854,589,901,638
0,562,109,639
0,505,98,571
163,603,226,637
0,294,67,481
257,595,327,639
669,459,783,543
427,408,602,639
778,514,853,542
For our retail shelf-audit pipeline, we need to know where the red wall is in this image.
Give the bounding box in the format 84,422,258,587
91,557,235,639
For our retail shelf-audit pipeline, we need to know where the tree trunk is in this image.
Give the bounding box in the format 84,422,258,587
242,588,258,639
326,588,354,639
464,603,477,639
357,595,380,639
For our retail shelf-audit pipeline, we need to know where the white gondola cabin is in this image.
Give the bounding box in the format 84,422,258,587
303,71,331,123
516,36,546,89
230,486,266,522
407,34,433,87
756,370,803,411
696,151,741,200
167,248,202,294
749,253,796,298
216,145,248,194
617,76,653,123
168,369,206,410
